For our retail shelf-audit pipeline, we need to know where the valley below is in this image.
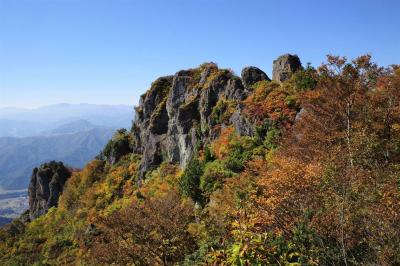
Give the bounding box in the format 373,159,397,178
0,103,134,227
0,189,28,226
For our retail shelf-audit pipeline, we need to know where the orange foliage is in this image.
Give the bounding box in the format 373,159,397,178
252,56,400,264
254,155,322,234
244,81,298,129
207,158,262,226
211,126,235,159
88,189,196,265
139,162,181,198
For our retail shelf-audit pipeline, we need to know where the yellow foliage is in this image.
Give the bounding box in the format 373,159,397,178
255,155,322,232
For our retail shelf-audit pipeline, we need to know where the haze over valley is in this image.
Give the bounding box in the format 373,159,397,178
0,103,133,224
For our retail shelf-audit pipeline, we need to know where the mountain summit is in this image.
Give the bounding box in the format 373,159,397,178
131,56,301,179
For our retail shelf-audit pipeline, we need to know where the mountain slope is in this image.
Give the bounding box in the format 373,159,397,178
0,128,115,190
0,55,399,265
0,119,45,138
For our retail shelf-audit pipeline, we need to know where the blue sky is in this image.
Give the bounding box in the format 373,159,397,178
1,0,399,108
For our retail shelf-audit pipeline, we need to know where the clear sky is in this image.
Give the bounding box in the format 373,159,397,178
1,0,399,108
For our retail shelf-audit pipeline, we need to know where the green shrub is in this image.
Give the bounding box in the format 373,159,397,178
223,153,246,172
263,126,280,150
210,99,235,125
179,158,204,205
291,64,317,91
204,145,215,163
100,129,133,164
255,120,280,150
285,95,297,107
200,160,234,197
223,136,255,172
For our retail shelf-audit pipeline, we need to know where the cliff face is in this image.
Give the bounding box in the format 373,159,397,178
28,161,72,220
132,54,302,179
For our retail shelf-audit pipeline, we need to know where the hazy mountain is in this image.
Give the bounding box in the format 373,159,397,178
0,104,132,220
0,127,115,190
40,119,108,135
0,217,12,227
0,103,134,137
0,119,46,138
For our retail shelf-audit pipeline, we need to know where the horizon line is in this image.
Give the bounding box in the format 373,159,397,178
0,102,134,110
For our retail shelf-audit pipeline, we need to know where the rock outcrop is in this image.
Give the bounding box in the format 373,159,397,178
28,161,71,219
241,66,270,88
132,55,303,179
101,128,133,165
132,63,252,179
272,54,302,83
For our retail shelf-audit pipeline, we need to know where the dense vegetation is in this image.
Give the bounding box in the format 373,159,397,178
0,55,399,265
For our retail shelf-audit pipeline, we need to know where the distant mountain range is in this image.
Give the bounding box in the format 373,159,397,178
0,103,134,190
0,127,115,190
40,119,109,136
0,103,133,138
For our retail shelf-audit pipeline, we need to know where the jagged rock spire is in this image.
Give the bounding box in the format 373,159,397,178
272,54,302,83
28,161,71,220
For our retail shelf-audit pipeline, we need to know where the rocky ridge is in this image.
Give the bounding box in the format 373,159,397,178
20,53,303,219
132,54,302,179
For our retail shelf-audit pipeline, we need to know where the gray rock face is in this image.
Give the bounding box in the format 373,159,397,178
272,54,302,83
28,161,71,219
225,78,247,100
241,66,270,88
199,62,218,85
132,64,253,179
230,103,256,137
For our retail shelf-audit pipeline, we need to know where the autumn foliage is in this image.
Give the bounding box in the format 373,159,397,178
252,55,400,264
88,189,196,266
1,56,399,265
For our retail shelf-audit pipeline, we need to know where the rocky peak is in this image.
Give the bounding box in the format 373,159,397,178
132,55,301,179
28,161,71,220
199,62,218,84
132,63,251,179
272,54,302,83
241,66,270,88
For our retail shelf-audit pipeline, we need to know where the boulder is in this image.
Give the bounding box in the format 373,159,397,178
241,66,270,88
272,54,302,83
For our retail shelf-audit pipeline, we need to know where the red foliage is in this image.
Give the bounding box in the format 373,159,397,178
244,81,299,129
